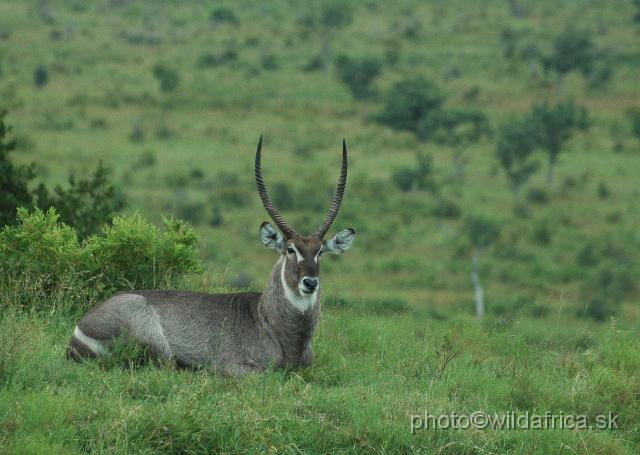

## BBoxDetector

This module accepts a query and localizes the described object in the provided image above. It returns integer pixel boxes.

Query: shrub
[209,205,224,227]
[152,65,180,93]
[334,54,382,99]
[625,107,640,140]
[390,152,437,193]
[526,186,549,205]
[376,76,445,134]
[432,197,461,219]
[198,49,238,68]
[0,209,202,313]
[597,182,610,199]
[261,53,279,70]
[543,28,596,77]
[33,65,48,88]
[86,214,201,293]
[0,110,36,227]
[531,220,552,245]
[209,8,239,26]
[35,162,126,239]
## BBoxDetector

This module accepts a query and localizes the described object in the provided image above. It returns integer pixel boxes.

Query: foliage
[0,110,35,227]
[530,101,589,183]
[466,214,500,249]
[33,65,48,88]
[334,54,382,99]
[0,209,202,312]
[35,162,126,239]
[152,64,180,93]
[391,152,437,193]
[209,7,239,26]
[376,76,445,135]
[318,0,354,30]
[543,28,596,77]
[625,107,640,140]
[420,108,490,146]
[495,117,540,204]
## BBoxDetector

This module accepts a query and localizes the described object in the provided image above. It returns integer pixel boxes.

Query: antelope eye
[286,246,295,254]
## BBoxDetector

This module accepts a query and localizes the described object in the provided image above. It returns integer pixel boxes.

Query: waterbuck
[66,136,355,376]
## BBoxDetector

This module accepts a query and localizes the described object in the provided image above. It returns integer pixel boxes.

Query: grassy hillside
[1,0,639,452]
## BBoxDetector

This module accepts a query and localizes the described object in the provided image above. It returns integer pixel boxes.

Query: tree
[299,1,354,75]
[625,107,640,142]
[465,215,500,319]
[530,101,589,185]
[35,162,126,239]
[420,109,491,182]
[334,54,382,99]
[152,64,180,93]
[0,111,125,237]
[495,118,540,208]
[376,76,445,135]
[542,28,598,96]
[633,0,640,23]
[0,110,36,227]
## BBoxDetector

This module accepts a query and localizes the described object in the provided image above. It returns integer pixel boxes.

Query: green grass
[1,0,640,452]
[1,309,639,454]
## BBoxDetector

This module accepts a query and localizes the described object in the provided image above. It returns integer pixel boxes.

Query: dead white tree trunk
[471,249,485,319]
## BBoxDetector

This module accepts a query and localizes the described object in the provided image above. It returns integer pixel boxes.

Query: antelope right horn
[254,135,298,239]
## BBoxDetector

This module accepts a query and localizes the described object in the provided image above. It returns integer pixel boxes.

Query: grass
[1,0,640,452]
[1,308,639,454]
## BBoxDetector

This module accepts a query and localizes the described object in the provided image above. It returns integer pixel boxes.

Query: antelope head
[255,135,355,305]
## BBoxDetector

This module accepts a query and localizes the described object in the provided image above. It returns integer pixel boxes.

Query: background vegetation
[0,0,639,452]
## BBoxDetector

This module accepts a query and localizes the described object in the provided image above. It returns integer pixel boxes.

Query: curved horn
[315,139,348,239]
[255,135,298,239]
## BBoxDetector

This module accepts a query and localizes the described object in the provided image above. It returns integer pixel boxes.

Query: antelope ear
[324,228,355,254]
[260,222,284,251]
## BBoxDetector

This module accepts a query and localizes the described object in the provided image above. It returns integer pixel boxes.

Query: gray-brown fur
[68,257,320,375]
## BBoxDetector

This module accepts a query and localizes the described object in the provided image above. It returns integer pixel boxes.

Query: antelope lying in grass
[67,136,355,376]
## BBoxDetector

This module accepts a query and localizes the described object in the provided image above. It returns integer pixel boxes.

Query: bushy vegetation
[0,209,202,313]
[0,112,125,237]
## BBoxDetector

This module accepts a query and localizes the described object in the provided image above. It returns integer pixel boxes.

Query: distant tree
[495,117,540,208]
[421,108,491,182]
[530,101,589,185]
[391,152,437,193]
[0,110,36,227]
[0,110,125,236]
[35,162,126,239]
[500,27,518,59]
[299,0,354,74]
[625,107,640,141]
[209,7,239,26]
[376,76,445,135]
[33,65,48,88]
[542,28,598,96]
[334,54,382,99]
[465,214,501,319]
[633,0,640,23]
[152,64,180,93]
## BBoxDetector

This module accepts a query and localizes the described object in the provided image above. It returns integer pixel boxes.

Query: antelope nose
[302,277,319,292]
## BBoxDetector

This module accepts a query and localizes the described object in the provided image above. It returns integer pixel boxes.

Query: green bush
[33,65,48,88]
[0,209,202,313]
[0,110,36,227]
[375,76,444,134]
[334,54,382,99]
[152,64,180,93]
[209,7,239,26]
[35,161,126,239]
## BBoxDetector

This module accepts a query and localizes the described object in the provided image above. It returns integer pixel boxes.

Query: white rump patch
[280,258,317,312]
[74,326,108,356]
